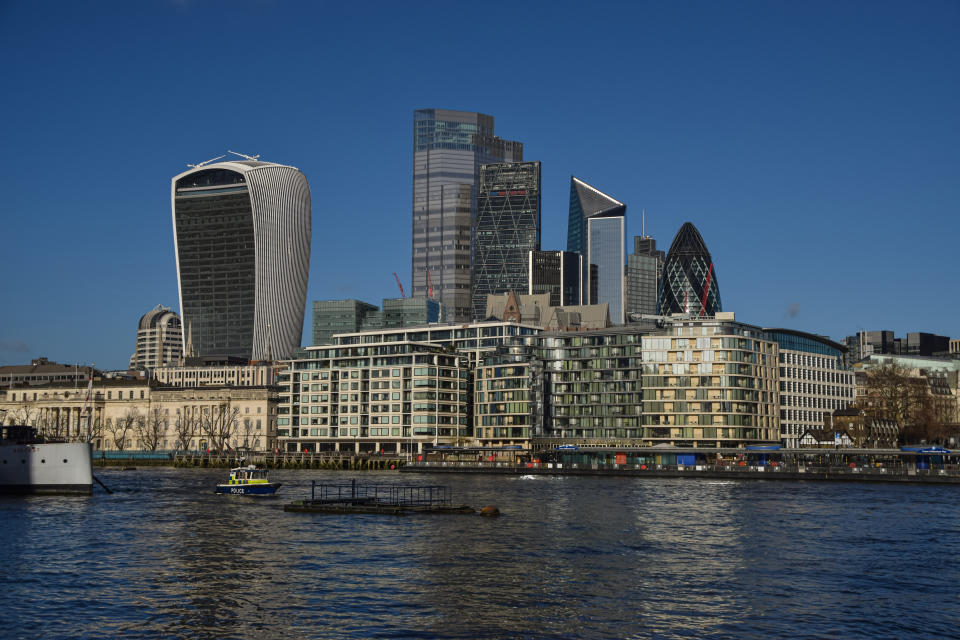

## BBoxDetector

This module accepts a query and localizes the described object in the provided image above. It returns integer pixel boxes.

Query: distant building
[485,292,610,331]
[951,339,960,356]
[129,305,183,370]
[843,330,952,361]
[312,300,379,346]
[626,235,664,319]
[657,222,721,316]
[153,360,278,387]
[311,297,443,346]
[471,161,541,320]
[906,332,950,356]
[567,177,626,324]
[0,358,95,389]
[172,158,311,361]
[412,109,522,321]
[765,328,855,448]
[529,250,582,307]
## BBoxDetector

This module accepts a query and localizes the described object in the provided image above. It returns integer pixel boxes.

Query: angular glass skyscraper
[471,161,541,320]
[657,222,721,316]
[172,159,311,360]
[412,109,522,322]
[567,177,626,323]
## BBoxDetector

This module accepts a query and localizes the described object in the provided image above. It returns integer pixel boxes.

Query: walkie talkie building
[172,159,311,361]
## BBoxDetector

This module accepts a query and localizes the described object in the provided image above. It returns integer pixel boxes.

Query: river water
[1,468,958,639]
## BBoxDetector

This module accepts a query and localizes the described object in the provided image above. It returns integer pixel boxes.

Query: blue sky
[1,1,957,369]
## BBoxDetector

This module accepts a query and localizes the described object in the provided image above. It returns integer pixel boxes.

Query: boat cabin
[228,465,270,485]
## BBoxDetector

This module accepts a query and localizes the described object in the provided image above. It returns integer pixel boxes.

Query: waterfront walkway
[401,460,960,484]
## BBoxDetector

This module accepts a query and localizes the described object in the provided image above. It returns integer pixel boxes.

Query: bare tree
[89,414,104,447]
[107,409,140,451]
[861,364,950,445]
[6,402,39,427]
[136,408,165,451]
[174,408,202,451]
[201,403,240,452]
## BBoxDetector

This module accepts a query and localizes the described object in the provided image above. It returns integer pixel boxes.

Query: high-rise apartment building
[626,235,664,320]
[412,109,522,322]
[658,222,721,316]
[129,305,183,370]
[172,158,311,360]
[529,250,582,307]
[567,177,627,324]
[471,161,541,319]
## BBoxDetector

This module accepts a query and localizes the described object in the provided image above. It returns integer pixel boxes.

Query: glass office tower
[657,222,721,316]
[471,161,541,320]
[172,160,311,360]
[567,177,626,323]
[412,109,522,322]
[529,250,582,306]
[626,236,664,319]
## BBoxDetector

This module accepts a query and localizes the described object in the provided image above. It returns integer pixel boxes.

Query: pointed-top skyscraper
[567,177,627,323]
[657,222,721,316]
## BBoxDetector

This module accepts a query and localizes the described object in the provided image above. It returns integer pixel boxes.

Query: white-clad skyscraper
[172,157,311,361]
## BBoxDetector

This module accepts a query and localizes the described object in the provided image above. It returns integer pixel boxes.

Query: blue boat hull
[215,482,282,496]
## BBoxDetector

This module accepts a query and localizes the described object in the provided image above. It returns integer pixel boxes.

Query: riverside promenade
[401,446,960,485]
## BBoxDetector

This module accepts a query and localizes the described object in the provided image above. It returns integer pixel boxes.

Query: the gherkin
[657,222,722,316]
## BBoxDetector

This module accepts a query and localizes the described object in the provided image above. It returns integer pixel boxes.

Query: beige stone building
[0,379,278,452]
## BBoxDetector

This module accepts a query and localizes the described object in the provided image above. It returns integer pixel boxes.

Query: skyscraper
[412,109,522,322]
[172,157,311,360]
[529,250,582,307]
[471,161,541,319]
[129,305,183,370]
[567,177,626,323]
[657,222,721,316]
[626,235,664,319]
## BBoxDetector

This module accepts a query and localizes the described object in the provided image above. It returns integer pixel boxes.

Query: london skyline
[1,1,957,369]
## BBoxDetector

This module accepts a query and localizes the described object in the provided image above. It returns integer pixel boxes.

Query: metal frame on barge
[401,445,960,484]
[284,479,474,515]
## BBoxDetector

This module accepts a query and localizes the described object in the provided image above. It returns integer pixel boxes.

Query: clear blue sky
[1,1,957,369]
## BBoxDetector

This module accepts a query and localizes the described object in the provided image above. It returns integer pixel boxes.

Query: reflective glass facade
[566,177,626,323]
[471,162,541,320]
[175,172,257,357]
[588,216,626,324]
[657,222,721,316]
[529,250,582,306]
[412,109,522,322]
[626,236,664,319]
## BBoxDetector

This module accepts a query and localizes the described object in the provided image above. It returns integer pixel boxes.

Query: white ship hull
[0,442,93,495]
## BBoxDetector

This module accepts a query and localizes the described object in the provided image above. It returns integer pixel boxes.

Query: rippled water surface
[1,468,958,639]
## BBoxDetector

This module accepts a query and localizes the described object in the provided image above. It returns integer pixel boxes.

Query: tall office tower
[657,222,721,316]
[529,250,582,307]
[566,177,627,323]
[172,158,311,361]
[129,305,183,370]
[471,161,541,319]
[412,109,522,322]
[626,235,665,319]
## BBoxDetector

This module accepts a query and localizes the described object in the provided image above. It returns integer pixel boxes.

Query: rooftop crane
[187,154,226,168]
[427,269,434,298]
[393,272,406,298]
[228,150,261,161]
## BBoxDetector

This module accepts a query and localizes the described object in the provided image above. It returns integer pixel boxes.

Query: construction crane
[427,270,434,298]
[393,272,406,298]
[228,150,261,161]
[187,154,225,168]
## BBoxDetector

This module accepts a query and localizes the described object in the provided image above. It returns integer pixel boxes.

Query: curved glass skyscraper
[172,159,311,360]
[657,222,721,316]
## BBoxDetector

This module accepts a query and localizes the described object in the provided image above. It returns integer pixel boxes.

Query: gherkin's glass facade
[471,162,541,320]
[657,222,721,316]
